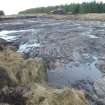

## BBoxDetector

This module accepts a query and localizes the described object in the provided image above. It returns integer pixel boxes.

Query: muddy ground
[0,17,105,104]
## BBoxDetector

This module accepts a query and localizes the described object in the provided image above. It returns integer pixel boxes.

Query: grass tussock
[0,51,46,88]
[24,84,89,105]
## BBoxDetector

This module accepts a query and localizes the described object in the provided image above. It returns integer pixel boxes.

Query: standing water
[47,54,102,88]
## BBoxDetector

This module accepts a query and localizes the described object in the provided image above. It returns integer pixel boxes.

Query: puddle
[47,55,102,88]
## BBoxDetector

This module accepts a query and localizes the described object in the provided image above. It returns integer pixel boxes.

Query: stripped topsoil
[0,16,105,105]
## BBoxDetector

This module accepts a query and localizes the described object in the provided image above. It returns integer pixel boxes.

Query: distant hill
[19,1,105,14]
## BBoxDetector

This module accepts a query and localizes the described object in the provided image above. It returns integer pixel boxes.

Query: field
[1,13,105,21]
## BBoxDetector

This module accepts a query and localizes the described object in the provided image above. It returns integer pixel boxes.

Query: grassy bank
[1,13,105,21]
[48,13,105,21]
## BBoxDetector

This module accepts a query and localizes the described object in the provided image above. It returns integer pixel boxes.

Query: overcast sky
[0,0,104,15]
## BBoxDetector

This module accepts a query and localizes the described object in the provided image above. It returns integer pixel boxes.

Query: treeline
[19,1,105,14]
[64,1,105,13]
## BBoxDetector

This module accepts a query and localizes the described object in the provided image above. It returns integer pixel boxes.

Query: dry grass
[22,13,105,21]
[0,51,46,88]
[46,13,105,21]
[24,84,89,105]
[0,49,89,105]
[1,13,105,21]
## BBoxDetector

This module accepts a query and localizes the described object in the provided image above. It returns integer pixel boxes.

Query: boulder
[0,51,46,88]
[24,84,89,105]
